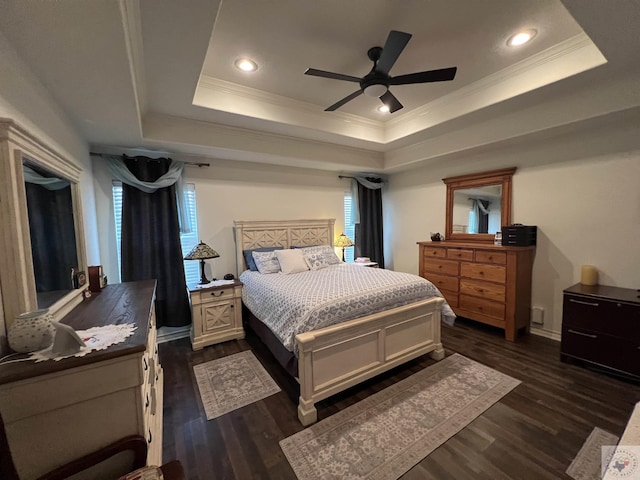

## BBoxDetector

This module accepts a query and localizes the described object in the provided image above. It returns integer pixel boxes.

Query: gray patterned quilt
[240,264,456,354]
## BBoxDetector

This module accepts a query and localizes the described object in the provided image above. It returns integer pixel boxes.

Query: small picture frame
[73,270,86,289]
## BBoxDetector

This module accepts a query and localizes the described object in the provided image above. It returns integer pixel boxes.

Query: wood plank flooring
[159,319,640,479]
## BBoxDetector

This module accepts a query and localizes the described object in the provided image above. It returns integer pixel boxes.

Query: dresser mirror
[0,119,87,329]
[23,161,80,308]
[443,167,516,243]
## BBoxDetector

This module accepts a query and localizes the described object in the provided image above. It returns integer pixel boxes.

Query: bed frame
[234,219,445,426]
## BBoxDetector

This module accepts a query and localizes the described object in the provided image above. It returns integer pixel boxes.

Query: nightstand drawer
[196,287,235,304]
[561,327,640,377]
[563,294,640,340]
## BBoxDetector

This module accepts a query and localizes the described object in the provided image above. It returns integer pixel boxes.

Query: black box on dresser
[560,283,640,380]
[501,225,537,246]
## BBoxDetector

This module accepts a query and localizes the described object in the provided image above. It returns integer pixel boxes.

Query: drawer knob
[145,394,150,409]
[148,429,152,444]
[143,358,148,370]
[568,329,598,339]
[212,290,225,297]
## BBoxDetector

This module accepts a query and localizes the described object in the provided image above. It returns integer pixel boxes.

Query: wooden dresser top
[0,280,156,385]
[417,241,535,251]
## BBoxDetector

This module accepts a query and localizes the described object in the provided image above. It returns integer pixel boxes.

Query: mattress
[240,263,456,354]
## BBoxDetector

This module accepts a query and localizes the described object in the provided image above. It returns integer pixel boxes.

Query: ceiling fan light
[234,58,258,72]
[363,84,387,98]
[507,29,537,47]
[377,105,390,113]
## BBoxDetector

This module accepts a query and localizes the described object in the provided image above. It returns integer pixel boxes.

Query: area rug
[193,350,281,420]
[566,427,619,480]
[280,353,520,480]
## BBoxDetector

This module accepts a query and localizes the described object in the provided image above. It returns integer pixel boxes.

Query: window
[112,182,200,285]
[344,192,356,263]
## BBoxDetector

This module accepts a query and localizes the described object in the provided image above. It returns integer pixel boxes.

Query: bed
[234,219,454,425]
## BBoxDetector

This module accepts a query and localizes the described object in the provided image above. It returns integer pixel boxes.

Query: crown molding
[385,32,606,142]
[195,76,385,143]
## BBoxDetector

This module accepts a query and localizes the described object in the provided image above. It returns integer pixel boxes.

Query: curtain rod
[90,152,210,168]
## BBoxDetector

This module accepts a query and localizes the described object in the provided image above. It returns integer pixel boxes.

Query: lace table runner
[29,323,138,362]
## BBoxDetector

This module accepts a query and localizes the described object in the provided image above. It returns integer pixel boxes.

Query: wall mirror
[0,119,87,329]
[443,167,516,243]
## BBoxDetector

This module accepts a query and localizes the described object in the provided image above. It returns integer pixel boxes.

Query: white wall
[0,30,98,352]
[92,156,350,284]
[387,150,640,337]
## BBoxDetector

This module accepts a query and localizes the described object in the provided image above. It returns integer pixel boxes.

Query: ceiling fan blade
[380,91,403,113]
[305,68,361,83]
[390,67,457,85]
[325,89,363,111]
[375,30,412,75]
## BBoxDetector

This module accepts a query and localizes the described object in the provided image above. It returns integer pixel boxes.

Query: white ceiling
[0,0,638,173]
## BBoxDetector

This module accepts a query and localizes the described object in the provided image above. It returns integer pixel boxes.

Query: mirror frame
[0,119,87,329]
[443,167,516,243]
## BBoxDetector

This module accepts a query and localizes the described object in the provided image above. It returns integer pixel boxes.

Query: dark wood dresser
[561,283,640,380]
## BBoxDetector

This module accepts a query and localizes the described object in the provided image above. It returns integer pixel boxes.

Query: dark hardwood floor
[160,319,640,479]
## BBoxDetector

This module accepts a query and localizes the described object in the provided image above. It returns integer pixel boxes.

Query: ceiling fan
[305,30,457,113]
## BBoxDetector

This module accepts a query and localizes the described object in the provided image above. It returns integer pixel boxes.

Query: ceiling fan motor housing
[361,72,389,97]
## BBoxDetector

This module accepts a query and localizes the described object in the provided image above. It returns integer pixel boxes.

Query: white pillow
[252,250,281,274]
[275,249,309,274]
[301,245,341,270]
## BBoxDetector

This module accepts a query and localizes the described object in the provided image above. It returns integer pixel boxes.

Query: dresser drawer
[474,250,507,265]
[440,290,459,309]
[447,248,473,261]
[460,262,506,284]
[423,247,446,258]
[460,294,505,320]
[425,272,459,292]
[561,327,640,377]
[424,258,460,276]
[460,278,505,303]
[563,294,640,340]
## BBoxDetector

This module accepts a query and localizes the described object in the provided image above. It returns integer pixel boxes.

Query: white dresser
[0,281,163,479]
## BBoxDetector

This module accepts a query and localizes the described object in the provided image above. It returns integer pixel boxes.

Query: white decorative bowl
[8,309,55,353]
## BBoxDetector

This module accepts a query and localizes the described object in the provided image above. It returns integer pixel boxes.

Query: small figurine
[430,232,443,242]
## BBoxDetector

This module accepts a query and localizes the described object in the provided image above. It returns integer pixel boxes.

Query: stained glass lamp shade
[184,241,220,284]
[335,233,355,262]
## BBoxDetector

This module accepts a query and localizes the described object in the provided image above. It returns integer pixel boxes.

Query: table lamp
[184,241,220,284]
[335,233,355,262]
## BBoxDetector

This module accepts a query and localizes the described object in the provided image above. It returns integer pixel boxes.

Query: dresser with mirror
[418,167,536,341]
[0,119,164,477]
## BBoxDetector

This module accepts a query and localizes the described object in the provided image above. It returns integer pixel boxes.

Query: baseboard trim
[530,327,561,342]
[157,325,191,344]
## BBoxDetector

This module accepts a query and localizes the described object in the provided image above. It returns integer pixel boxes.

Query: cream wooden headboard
[234,219,336,273]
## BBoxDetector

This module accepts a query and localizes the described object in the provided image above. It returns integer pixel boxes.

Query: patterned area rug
[280,353,520,480]
[194,350,281,420]
[566,427,619,480]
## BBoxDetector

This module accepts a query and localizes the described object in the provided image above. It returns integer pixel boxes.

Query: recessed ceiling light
[377,105,390,113]
[234,58,258,72]
[507,29,537,47]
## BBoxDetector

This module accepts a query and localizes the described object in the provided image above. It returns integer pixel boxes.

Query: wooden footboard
[295,297,444,426]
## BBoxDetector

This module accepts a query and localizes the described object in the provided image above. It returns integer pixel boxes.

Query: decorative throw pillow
[301,245,341,270]
[275,249,309,274]
[118,466,164,480]
[252,250,281,274]
[243,246,284,271]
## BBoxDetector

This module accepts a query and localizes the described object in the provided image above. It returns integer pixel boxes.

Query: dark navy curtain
[354,179,385,268]
[120,156,191,327]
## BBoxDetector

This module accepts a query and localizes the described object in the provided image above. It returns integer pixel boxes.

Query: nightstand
[351,261,379,268]
[189,280,244,350]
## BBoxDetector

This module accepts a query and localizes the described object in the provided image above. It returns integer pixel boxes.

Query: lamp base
[199,260,209,284]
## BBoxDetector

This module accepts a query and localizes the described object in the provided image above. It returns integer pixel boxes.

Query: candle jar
[8,309,55,353]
